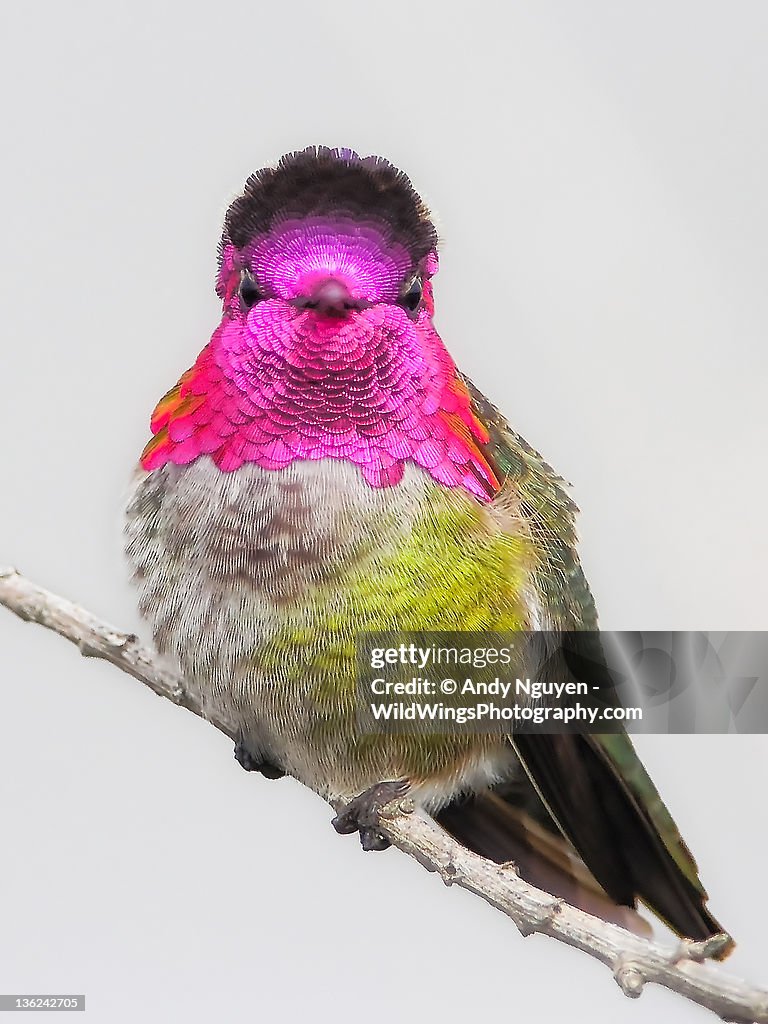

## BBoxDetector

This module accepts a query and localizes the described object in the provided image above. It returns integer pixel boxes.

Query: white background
[1,2,766,1022]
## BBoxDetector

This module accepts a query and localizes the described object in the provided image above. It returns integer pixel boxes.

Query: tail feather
[511,733,732,955]
[437,789,652,936]
[436,734,732,955]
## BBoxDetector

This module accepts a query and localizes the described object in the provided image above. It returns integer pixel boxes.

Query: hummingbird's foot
[233,742,286,780]
[331,780,410,852]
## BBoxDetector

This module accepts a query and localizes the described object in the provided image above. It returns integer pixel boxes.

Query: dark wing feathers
[441,377,731,952]
[437,786,653,936]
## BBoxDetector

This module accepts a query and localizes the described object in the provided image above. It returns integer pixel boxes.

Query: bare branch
[2,566,766,1024]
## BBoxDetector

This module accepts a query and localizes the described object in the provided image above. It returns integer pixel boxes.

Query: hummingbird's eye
[400,276,423,314]
[238,270,263,310]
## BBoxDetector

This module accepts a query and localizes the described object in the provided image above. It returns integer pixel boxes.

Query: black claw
[234,743,286,779]
[331,780,410,849]
[332,813,362,836]
[359,828,391,852]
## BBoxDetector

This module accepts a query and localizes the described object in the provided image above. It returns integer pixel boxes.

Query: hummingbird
[125,146,729,949]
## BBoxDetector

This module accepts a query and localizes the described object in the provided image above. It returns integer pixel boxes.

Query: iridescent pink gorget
[142,212,499,501]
